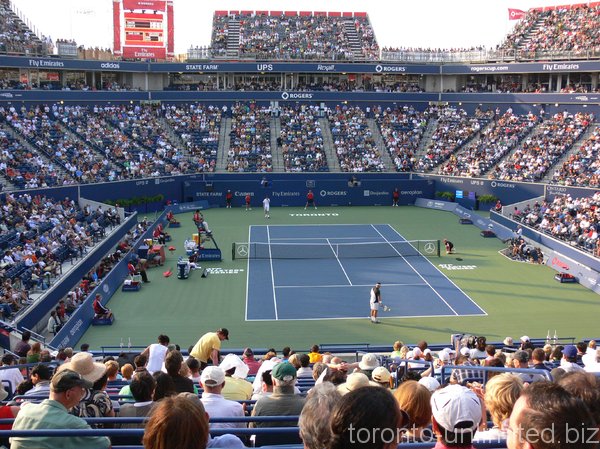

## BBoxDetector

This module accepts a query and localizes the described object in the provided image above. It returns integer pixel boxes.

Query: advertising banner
[123,0,166,11]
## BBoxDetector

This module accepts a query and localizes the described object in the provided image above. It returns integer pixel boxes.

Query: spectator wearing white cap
[502,336,514,351]
[431,385,483,449]
[519,336,533,351]
[356,353,379,380]
[336,372,369,395]
[219,354,252,401]
[418,376,440,392]
[370,367,392,389]
[199,366,244,430]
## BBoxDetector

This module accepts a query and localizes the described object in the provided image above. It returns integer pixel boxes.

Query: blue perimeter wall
[16,173,598,213]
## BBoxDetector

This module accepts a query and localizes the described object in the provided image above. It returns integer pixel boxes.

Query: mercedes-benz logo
[237,244,249,257]
[424,242,436,254]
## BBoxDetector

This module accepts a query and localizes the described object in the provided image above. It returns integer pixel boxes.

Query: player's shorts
[307,198,314,204]
[370,301,380,311]
[264,206,270,212]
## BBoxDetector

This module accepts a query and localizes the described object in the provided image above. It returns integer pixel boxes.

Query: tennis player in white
[263,196,270,219]
[370,282,382,323]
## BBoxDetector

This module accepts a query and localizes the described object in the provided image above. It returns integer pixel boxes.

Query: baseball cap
[460,347,470,356]
[200,366,225,387]
[219,353,249,379]
[51,369,92,392]
[359,353,380,370]
[419,376,441,392]
[217,328,229,340]
[520,336,530,342]
[503,337,514,346]
[413,347,423,357]
[431,385,482,433]
[271,362,297,382]
[562,345,577,358]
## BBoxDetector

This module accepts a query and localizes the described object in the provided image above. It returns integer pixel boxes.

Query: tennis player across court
[370,282,382,324]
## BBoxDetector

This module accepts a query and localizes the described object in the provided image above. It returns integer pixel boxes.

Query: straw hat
[58,352,106,383]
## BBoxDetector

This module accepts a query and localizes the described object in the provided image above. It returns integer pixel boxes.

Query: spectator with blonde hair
[390,341,404,359]
[121,364,134,382]
[393,380,433,443]
[474,373,523,442]
[104,360,120,384]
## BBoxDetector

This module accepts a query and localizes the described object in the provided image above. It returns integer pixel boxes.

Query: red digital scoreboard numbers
[113,0,173,60]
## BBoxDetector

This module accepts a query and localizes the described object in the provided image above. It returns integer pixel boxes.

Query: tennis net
[232,239,440,260]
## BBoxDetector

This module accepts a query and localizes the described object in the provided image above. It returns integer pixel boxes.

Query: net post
[232,243,236,260]
[437,239,440,257]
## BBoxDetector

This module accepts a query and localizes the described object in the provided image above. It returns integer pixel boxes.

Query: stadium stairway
[367,118,394,172]
[57,122,123,175]
[1,123,72,183]
[343,20,363,60]
[485,118,545,177]
[216,116,232,171]
[226,18,241,58]
[414,117,439,160]
[270,117,284,171]
[319,117,342,172]
[158,116,187,158]
[540,121,600,184]
[516,16,547,51]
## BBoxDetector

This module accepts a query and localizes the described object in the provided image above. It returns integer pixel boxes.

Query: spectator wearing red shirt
[92,294,112,320]
[242,348,262,376]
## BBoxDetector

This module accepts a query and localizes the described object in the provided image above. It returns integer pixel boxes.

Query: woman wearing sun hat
[57,352,115,422]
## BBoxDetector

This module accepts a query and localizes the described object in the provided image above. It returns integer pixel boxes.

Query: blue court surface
[244,224,487,321]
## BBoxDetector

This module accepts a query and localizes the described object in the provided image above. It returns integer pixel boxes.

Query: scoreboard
[113,0,174,60]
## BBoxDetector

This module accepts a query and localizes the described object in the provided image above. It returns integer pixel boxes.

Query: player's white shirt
[370,287,379,304]
[263,198,270,211]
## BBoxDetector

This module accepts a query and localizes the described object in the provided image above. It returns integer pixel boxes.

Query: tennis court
[240,224,487,321]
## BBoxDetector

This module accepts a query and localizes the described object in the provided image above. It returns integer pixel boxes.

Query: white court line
[269,236,380,241]
[327,238,353,286]
[267,226,279,320]
[244,225,252,321]
[246,312,483,322]
[384,224,488,316]
[275,283,427,288]
[371,224,459,316]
